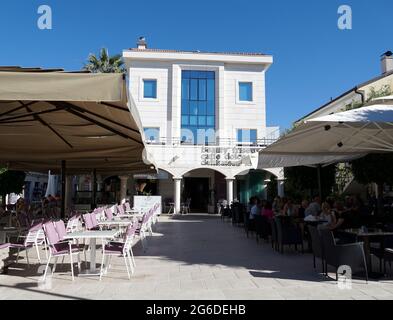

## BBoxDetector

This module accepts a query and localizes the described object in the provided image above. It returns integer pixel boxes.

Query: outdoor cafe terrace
[0,204,393,300]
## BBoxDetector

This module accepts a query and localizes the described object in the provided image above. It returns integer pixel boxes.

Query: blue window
[181,70,216,145]
[239,82,253,102]
[237,129,257,144]
[143,80,157,99]
[144,127,160,143]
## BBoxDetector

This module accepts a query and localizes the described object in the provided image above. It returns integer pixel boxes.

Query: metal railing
[144,137,277,147]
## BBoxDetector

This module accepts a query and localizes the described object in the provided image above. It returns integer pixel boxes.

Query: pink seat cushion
[52,242,81,256]
[104,244,123,254]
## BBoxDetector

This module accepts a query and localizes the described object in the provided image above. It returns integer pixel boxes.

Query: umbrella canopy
[257,153,365,169]
[0,68,154,174]
[257,96,393,169]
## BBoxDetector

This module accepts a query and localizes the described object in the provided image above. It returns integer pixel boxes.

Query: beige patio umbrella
[0,67,155,215]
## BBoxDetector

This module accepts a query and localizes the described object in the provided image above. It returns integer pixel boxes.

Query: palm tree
[83,48,125,73]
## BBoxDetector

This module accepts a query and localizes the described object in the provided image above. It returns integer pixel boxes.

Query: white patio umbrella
[258,96,393,169]
[257,96,393,197]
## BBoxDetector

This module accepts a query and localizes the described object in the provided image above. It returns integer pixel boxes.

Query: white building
[123,38,283,214]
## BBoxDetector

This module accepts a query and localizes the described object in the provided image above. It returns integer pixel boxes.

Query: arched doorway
[235,169,277,204]
[101,176,121,204]
[182,168,226,213]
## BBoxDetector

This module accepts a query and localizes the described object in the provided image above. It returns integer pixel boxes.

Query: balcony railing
[144,137,277,147]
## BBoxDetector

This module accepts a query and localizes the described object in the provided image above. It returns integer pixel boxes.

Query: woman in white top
[319,202,337,229]
[283,198,298,217]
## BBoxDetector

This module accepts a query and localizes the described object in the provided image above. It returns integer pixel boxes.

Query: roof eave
[123,49,273,65]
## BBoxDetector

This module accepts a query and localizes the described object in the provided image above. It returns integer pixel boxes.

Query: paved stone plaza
[1,215,393,300]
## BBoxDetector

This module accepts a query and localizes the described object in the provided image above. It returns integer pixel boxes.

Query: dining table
[64,229,120,277]
[97,220,134,228]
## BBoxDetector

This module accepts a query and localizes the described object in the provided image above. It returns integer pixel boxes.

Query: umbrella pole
[61,160,66,219]
[317,164,322,199]
[92,169,97,209]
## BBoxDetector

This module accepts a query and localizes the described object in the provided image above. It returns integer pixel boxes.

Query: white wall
[223,64,267,141]
[128,61,171,141]
[127,59,269,143]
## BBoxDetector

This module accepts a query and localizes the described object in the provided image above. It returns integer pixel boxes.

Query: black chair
[333,230,358,245]
[370,232,393,273]
[270,219,279,251]
[384,248,393,275]
[274,216,304,254]
[308,225,325,273]
[231,204,241,225]
[237,204,245,225]
[243,211,255,238]
[320,229,368,282]
[255,216,271,243]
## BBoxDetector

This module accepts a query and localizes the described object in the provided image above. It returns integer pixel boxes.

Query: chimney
[381,51,393,74]
[137,36,147,50]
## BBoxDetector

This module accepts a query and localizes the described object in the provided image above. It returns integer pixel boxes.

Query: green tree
[284,165,336,200]
[83,48,125,73]
[0,169,26,204]
[351,153,393,214]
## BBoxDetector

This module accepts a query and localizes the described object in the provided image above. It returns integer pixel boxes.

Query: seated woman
[283,198,298,217]
[319,202,337,229]
[262,201,274,221]
[329,201,357,244]
[330,201,353,230]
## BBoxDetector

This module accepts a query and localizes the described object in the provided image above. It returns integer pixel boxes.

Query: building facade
[123,38,283,213]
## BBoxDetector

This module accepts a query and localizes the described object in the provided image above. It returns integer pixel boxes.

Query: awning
[0,68,155,174]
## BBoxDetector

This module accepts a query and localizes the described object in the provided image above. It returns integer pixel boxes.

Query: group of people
[247,194,367,231]
[248,197,274,221]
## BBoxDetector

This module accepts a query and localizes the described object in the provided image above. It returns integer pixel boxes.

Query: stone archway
[234,168,284,203]
[181,168,227,213]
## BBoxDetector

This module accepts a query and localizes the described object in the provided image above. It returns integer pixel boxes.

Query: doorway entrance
[184,177,209,213]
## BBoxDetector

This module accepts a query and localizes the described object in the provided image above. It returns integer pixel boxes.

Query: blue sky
[0,0,392,130]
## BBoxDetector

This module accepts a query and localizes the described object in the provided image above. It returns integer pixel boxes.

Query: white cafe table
[98,220,134,228]
[125,209,140,215]
[117,213,144,220]
[64,230,119,276]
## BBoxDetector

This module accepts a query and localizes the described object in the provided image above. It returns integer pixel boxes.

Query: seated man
[249,197,261,220]
[305,196,321,217]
